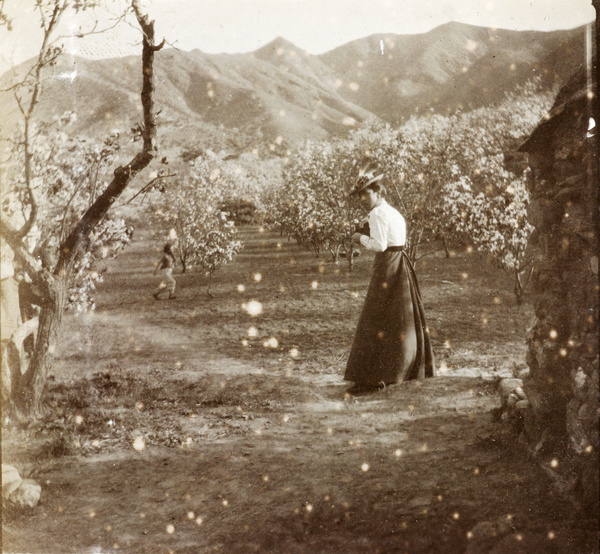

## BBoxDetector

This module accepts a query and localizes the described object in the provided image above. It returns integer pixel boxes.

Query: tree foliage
[265,139,363,268]
[0,0,164,418]
[443,156,534,304]
[151,157,242,296]
[261,79,554,300]
[3,114,133,311]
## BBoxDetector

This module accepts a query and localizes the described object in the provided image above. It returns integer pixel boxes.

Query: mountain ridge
[0,21,588,155]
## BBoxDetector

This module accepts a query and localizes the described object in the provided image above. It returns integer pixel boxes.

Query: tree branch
[131,0,164,153]
[54,0,162,276]
[11,113,39,241]
[0,219,49,294]
[121,172,177,206]
[54,9,128,42]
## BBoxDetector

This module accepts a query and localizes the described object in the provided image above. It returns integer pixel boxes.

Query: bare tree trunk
[1,1,164,420]
[327,243,342,264]
[513,266,524,306]
[406,239,418,264]
[207,272,215,298]
[15,278,66,416]
[348,240,357,272]
[440,232,451,258]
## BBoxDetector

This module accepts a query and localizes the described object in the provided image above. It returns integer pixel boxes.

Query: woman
[345,158,435,393]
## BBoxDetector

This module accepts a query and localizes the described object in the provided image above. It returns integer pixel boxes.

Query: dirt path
[3,226,597,553]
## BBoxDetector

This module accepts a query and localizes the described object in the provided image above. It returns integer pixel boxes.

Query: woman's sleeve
[359,211,387,252]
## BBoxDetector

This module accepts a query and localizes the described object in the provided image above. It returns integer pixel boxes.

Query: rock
[515,400,530,410]
[8,479,42,509]
[499,378,522,394]
[573,367,587,391]
[506,393,520,409]
[2,464,22,499]
[513,386,527,399]
[480,372,496,382]
[499,379,523,408]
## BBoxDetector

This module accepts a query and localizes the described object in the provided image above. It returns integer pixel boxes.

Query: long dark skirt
[344,250,435,385]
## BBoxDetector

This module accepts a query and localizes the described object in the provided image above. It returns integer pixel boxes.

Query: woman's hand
[352,232,363,244]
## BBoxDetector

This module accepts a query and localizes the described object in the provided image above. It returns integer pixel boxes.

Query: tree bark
[1,1,164,419]
[513,267,524,306]
[16,277,66,416]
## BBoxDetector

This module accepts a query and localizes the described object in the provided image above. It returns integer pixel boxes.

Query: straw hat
[348,157,384,196]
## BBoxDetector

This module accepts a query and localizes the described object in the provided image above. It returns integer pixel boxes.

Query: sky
[0,0,596,73]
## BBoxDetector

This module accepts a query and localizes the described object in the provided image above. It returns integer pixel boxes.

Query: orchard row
[3,81,553,309]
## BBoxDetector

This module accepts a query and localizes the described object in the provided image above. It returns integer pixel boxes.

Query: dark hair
[164,244,173,254]
[366,181,383,194]
[364,180,387,197]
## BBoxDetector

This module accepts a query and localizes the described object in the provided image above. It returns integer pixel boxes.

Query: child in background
[153,244,177,300]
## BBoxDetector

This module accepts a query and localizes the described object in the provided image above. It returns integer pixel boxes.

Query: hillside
[0,22,587,155]
[320,22,586,121]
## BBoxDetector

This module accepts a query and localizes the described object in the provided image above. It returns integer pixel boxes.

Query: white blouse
[359,200,406,252]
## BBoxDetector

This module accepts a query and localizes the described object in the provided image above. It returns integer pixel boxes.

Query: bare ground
[2,225,598,553]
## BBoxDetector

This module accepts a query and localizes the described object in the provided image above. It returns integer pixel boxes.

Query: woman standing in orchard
[345,158,435,393]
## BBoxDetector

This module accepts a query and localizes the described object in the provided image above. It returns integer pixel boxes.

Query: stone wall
[519,68,598,510]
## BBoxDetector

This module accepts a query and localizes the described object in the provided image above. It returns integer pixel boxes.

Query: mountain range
[0,21,588,156]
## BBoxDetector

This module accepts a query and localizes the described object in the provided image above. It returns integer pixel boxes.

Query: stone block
[499,378,522,393]
[514,386,527,399]
[507,393,520,409]
[2,464,22,499]
[8,479,41,509]
[499,379,523,408]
